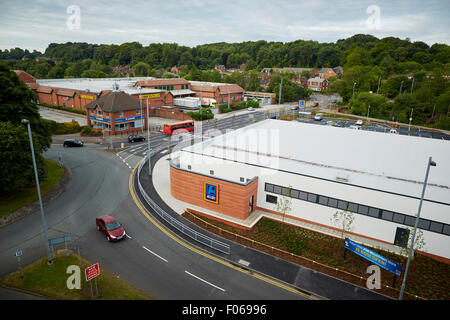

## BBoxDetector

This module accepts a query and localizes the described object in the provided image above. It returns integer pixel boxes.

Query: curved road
[0,143,307,300]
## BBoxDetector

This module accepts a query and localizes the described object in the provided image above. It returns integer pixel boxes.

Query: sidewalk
[136,150,391,300]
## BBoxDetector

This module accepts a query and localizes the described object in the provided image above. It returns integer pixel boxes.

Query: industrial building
[170,119,450,262]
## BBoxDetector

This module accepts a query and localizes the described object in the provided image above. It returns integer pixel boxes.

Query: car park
[128,135,145,142]
[63,139,83,147]
[96,215,126,242]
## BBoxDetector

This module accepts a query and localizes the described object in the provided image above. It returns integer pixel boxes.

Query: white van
[389,128,398,134]
[314,113,323,121]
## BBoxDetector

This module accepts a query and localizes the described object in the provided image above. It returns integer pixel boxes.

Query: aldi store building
[169,120,450,262]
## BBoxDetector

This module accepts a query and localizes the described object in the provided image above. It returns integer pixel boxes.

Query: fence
[136,145,230,255]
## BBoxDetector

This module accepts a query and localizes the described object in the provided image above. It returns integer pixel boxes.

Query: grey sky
[0,0,449,52]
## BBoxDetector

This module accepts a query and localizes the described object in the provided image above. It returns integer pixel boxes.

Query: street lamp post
[21,119,52,265]
[147,97,151,176]
[399,156,436,300]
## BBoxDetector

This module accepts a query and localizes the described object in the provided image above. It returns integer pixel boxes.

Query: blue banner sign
[89,115,110,123]
[344,238,402,276]
[115,115,144,123]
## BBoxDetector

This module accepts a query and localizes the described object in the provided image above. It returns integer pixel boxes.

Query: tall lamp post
[146,97,151,176]
[21,119,52,265]
[399,156,436,300]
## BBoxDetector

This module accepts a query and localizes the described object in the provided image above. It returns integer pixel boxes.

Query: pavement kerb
[128,157,321,300]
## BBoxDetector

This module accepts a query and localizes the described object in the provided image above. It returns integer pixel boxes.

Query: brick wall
[170,165,258,220]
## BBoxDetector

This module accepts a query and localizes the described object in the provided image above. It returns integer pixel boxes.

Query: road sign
[15,249,23,257]
[299,100,305,108]
[85,263,100,281]
[344,238,402,276]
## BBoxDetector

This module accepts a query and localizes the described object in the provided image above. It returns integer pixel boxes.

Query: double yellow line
[128,159,319,300]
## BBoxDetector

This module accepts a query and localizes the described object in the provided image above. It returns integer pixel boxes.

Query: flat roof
[36,77,158,94]
[181,119,450,204]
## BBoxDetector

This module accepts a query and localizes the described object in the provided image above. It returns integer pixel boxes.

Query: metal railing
[136,145,230,255]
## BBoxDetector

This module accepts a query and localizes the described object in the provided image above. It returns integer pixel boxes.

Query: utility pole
[399,157,436,300]
[410,77,414,94]
[408,108,414,135]
[147,97,151,176]
[366,104,370,122]
[400,81,403,95]
[139,86,143,133]
[377,76,381,94]
[278,78,283,105]
[352,82,356,98]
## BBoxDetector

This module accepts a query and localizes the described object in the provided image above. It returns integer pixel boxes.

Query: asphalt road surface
[0,143,307,300]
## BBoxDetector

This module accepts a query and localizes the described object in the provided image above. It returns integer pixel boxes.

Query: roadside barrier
[136,145,230,255]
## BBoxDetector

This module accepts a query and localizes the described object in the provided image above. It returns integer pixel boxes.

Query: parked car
[389,128,399,134]
[314,113,323,121]
[349,125,361,130]
[128,135,145,143]
[356,119,364,126]
[96,215,126,242]
[290,105,300,110]
[63,139,83,147]
[247,107,254,111]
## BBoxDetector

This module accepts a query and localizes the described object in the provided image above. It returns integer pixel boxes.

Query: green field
[0,251,153,300]
[0,159,64,218]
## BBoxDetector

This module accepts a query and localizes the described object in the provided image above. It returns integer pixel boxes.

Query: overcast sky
[1,0,449,52]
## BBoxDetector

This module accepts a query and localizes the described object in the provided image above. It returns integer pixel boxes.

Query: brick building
[307,77,329,91]
[84,91,147,135]
[189,81,245,104]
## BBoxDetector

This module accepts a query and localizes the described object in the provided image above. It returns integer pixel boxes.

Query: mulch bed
[183,211,450,300]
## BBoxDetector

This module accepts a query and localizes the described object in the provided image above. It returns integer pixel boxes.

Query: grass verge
[0,250,153,300]
[0,159,64,218]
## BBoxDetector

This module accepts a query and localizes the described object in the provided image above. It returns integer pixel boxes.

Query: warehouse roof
[36,77,157,94]
[181,119,450,204]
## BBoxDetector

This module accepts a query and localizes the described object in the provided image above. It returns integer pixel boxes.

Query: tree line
[1,34,449,128]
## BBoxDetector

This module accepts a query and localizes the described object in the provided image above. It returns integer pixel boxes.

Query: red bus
[163,120,195,135]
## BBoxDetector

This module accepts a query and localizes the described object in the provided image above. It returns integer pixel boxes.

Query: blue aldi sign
[344,238,402,276]
[204,182,219,204]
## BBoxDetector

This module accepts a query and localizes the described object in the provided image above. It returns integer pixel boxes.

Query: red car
[96,215,126,242]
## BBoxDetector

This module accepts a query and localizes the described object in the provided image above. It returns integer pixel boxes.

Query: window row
[264,183,450,236]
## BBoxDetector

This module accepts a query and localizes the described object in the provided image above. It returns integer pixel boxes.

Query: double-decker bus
[163,120,195,135]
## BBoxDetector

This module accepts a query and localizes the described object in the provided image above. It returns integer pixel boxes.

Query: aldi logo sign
[204,182,219,204]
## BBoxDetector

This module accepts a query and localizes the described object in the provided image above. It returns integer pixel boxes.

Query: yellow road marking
[128,158,318,300]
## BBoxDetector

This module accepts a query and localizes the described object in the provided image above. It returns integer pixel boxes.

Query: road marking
[142,245,168,263]
[126,234,132,239]
[185,271,225,292]
[129,159,318,300]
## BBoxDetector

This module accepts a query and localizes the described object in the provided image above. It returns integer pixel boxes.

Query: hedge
[39,103,86,115]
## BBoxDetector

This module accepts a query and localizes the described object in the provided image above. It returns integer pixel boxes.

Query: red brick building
[85,91,148,135]
[189,82,245,104]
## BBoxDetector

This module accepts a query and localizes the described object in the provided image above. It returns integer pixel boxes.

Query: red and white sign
[85,263,100,281]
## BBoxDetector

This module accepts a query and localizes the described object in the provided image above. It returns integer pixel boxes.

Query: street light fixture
[21,119,52,265]
[399,156,436,300]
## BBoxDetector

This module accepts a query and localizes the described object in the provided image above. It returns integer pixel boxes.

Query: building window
[328,198,338,208]
[381,210,393,221]
[97,110,102,116]
[187,165,191,170]
[318,195,328,205]
[136,109,140,115]
[429,221,443,233]
[119,111,124,117]
[210,170,214,175]
[265,183,274,193]
[266,194,277,204]
[307,193,317,203]
[240,177,245,182]
[368,207,380,218]
[273,185,282,194]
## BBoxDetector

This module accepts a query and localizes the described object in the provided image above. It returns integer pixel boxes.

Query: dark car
[96,215,126,242]
[63,139,83,147]
[128,135,145,143]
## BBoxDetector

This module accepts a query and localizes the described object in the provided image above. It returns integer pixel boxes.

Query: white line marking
[184,271,226,292]
[142,246,168,263]
[126,234,132,239]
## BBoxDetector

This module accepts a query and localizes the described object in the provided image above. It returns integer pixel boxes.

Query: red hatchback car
[96,215,126,242]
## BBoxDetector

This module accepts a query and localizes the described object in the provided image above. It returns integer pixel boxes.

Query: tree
[330,203,355,239]
[275,186,293,224]
[133,62,150,76]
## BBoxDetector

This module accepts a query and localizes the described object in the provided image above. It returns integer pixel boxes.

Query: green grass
[0,159,64,218]
[0,251,153,300]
